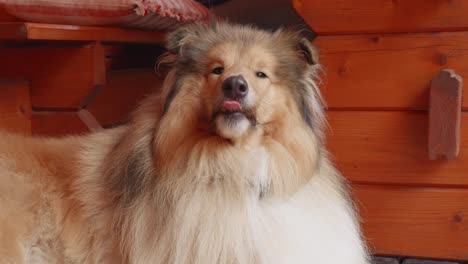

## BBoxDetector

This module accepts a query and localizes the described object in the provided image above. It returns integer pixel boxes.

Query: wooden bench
[0,22,166,135]
[0,22,165,43]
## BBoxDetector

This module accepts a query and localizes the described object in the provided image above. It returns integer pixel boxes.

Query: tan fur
[0,23,369,263]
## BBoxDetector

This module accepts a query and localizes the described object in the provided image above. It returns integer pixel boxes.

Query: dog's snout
[222,75,248,99]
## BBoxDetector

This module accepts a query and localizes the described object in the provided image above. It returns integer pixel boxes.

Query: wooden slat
[0,7,19,22]
[0,45,97,109]
[0,79,31,134]
[327,111,468,187]
[353,184,468,261]
[315,32,468,110]
[31,112,88,136]
[77,109,103,132]
[92,42,106,91]
[88,69,163,126]
[0,22,165,44]
[294,0,468,35]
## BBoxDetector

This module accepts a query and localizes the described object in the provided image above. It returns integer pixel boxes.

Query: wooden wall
[295,0,468,261]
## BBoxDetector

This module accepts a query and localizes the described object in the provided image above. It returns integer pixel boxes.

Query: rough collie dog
[0,23,369,263]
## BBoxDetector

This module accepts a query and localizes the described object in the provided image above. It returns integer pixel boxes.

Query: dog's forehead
[207,41,278,68]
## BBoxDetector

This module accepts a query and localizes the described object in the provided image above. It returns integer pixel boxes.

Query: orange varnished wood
[0,79,31,134]
[315,32,468,110]
[88,69,163,126]
[0,22,166,44]
[353,184,468,261]
[327,111,468,187]
[0,45,97,109]
[31,111,88,136]
[295,0,468,35]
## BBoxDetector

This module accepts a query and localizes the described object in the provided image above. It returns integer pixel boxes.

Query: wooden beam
[0,45,102,109]
[31,111,88,136]
[77,109,103,132]
[327,111,468,187]
[314,32,468,110]
[0,22,166,44]
[295,0,468,35]
[0,79,31,134]
[353,184,468,261]
[80,41,107,109]
[87,69,163,126]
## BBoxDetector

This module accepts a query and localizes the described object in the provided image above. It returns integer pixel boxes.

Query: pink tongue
[222,101,241,111]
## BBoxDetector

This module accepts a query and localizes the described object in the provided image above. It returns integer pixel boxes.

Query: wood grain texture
[0,22,166,44]
[428,70,462,160]
[0,7,19,22]
[327,111,468,187]
[0,45,96,109]
[88,69,163,126]
[31,111,88,136]
[353,184,468,261]
[294,0,468,35]
[0,79,31,134]
[92,42,106,93]
[314,32,468,110]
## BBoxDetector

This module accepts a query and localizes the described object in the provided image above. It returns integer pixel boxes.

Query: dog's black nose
[222,75,248,99]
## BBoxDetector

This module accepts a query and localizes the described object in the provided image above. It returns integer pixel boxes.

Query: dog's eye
[212,67,224,75]
[256,71,268,78]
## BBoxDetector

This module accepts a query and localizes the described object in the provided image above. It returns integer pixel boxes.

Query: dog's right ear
[298,38,320,66]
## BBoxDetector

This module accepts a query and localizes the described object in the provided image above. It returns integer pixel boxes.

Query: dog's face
[205,41,279,139]
[161,23,323,144]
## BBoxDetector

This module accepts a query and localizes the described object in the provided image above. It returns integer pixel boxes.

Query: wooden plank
[353,184,468,261]
[0,79,31,134]
[31,111,88,136]
[0,22,166,44]
[77,109,103,132]
[327,111,468,187]
[87,69,163,126]
[0,45,96,109]
[428,70,462,160]
[314,32,468,110]
[294,0,468,35]
[92,42,106,92]
[0,7,19,22]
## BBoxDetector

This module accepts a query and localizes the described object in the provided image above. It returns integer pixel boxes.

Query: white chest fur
[129,149,369,264]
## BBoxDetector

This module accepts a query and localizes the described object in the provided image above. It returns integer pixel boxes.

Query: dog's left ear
[166,24,205,56]
[166,26,191,55]
[295,38,326,139]
[298,38,319,66]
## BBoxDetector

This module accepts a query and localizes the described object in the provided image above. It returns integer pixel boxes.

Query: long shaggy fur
[0,23,370,264]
